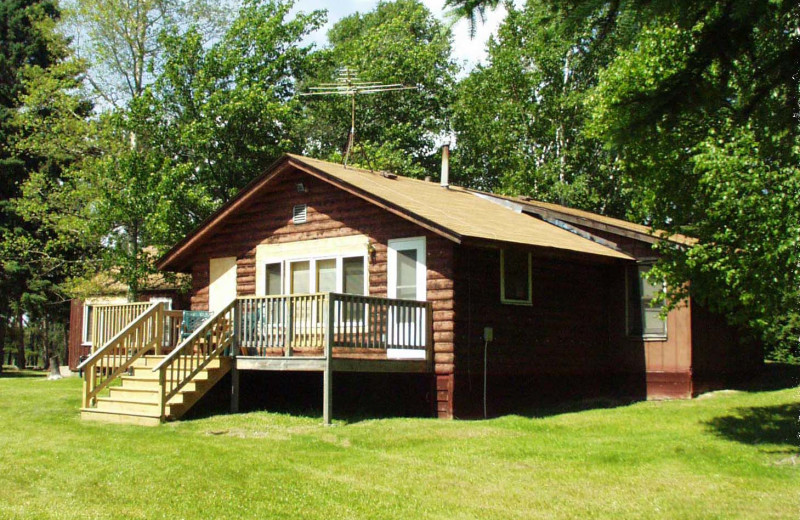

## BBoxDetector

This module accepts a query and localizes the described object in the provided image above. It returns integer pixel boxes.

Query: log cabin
[75,153,762,425]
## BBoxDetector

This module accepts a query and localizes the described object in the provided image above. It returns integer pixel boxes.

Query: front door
[387,237,426,352]
[209,257,237,313]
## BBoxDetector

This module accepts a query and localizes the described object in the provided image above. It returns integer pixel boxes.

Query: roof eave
[157,154,295,272]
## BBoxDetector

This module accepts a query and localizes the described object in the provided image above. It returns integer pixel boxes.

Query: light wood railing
[89,302,152,353]
[236,293,432,357]
[237,293,328,355]
[163,310,184,351]
[152,300,235,418]
[78,302,164,408]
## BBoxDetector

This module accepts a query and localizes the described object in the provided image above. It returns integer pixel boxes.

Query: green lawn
[0,371,797,519]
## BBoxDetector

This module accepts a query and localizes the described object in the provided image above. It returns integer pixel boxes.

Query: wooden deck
[79,293,433,425]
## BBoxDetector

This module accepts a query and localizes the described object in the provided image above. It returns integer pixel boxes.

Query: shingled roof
[158,154,633,271]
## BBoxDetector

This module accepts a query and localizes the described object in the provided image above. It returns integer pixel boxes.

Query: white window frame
[264,262,284,296]
[387,237,427,301]
[149,297,172,310]
[81,304,94,346]
[626,261,668,340]
[500,249,533,306]
[277,255,367,296]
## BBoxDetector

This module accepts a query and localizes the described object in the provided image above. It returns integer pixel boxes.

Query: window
[269,256,367,296]
[149,297,172,310]
[265,263,282,295]
[387,237,426,301]
[500,249,532,305]
[396,249,418,300]
[290,261,310,294]
[82,304,94,345]
[627,263,667,338]
[316,259,337,293]
[342,256,365,295]
[342,256,366,320]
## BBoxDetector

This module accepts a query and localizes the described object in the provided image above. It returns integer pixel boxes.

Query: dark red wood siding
[67,299,85,371]
[451,245,644,417]
[569,223,761,399]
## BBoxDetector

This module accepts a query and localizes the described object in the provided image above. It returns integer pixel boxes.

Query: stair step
[83,357,231,425]
[120,377,199,392]
[96,398,167,416]
[108,387,186,405]
[81,408,162,427]
[131,356,166,368]
[131,366,213,378]
[132,356,224,370]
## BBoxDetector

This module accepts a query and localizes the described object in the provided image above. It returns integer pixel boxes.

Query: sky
[291,0,510,72]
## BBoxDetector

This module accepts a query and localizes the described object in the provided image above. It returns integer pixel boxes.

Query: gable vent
[292,204,307,224]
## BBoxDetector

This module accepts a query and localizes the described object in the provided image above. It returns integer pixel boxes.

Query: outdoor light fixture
[296,182,307,193]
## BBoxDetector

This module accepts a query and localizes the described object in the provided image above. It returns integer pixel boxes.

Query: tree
[449,0,799,356]
[65,0,236,107]
[147,0,325,201]
[0,0,78,371]
[584,0,799,356]
[443,0,501,36]
[301,0,458,177]
[451,0,633,214]
[15,0,325,299]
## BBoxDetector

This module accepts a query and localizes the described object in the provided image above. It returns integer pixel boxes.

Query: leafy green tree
[65,0,236,107]
[148,0,325,201]
[584,0,800,356]
[443,0,501,36]
[451,1,632,214]
[450,0,799,356]
[302,0,458,177]
[0,0,80,371]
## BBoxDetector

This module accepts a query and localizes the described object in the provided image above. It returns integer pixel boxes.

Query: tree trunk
[43,317,50,370]
[16,311,25,369]
[48,356,61,380]
[0,317,5,374]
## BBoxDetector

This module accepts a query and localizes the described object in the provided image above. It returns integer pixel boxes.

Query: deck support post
[231,300,240,414]
[323,295,334,426]
[230,362,240,413]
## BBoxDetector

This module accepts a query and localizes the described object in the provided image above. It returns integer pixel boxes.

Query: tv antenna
[300,67,416,168]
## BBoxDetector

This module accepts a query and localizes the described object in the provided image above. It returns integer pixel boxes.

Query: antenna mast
[300,67,416,168]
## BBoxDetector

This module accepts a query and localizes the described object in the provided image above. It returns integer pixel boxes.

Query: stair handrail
[152,299,237,419]
[79,302,164,408]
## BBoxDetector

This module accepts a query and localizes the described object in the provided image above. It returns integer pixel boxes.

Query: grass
[0,373,797,519]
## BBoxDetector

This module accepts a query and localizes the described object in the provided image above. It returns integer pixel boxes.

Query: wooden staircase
[79,300,237,426]
[81,355,232,426]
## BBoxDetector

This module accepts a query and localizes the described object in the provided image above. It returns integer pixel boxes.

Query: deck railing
[152,300,236,417]
[163,310,184,350]
[89,302,152,352]
[78,302,164,408]
[236,293,432,357]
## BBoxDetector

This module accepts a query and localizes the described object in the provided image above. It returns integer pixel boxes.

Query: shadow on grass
[0,368,46,379]
[736,363,800,392]
[706,404,799,451]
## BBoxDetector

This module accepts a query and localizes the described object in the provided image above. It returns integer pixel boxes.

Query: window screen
[265,263,282,295]
[343,257,365,295]
[290,261,310,294]
[396,248,418,300]
[316,259,337,293]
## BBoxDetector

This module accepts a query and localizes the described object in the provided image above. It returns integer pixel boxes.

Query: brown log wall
[186,168,456,417]
[451,245,643,417]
